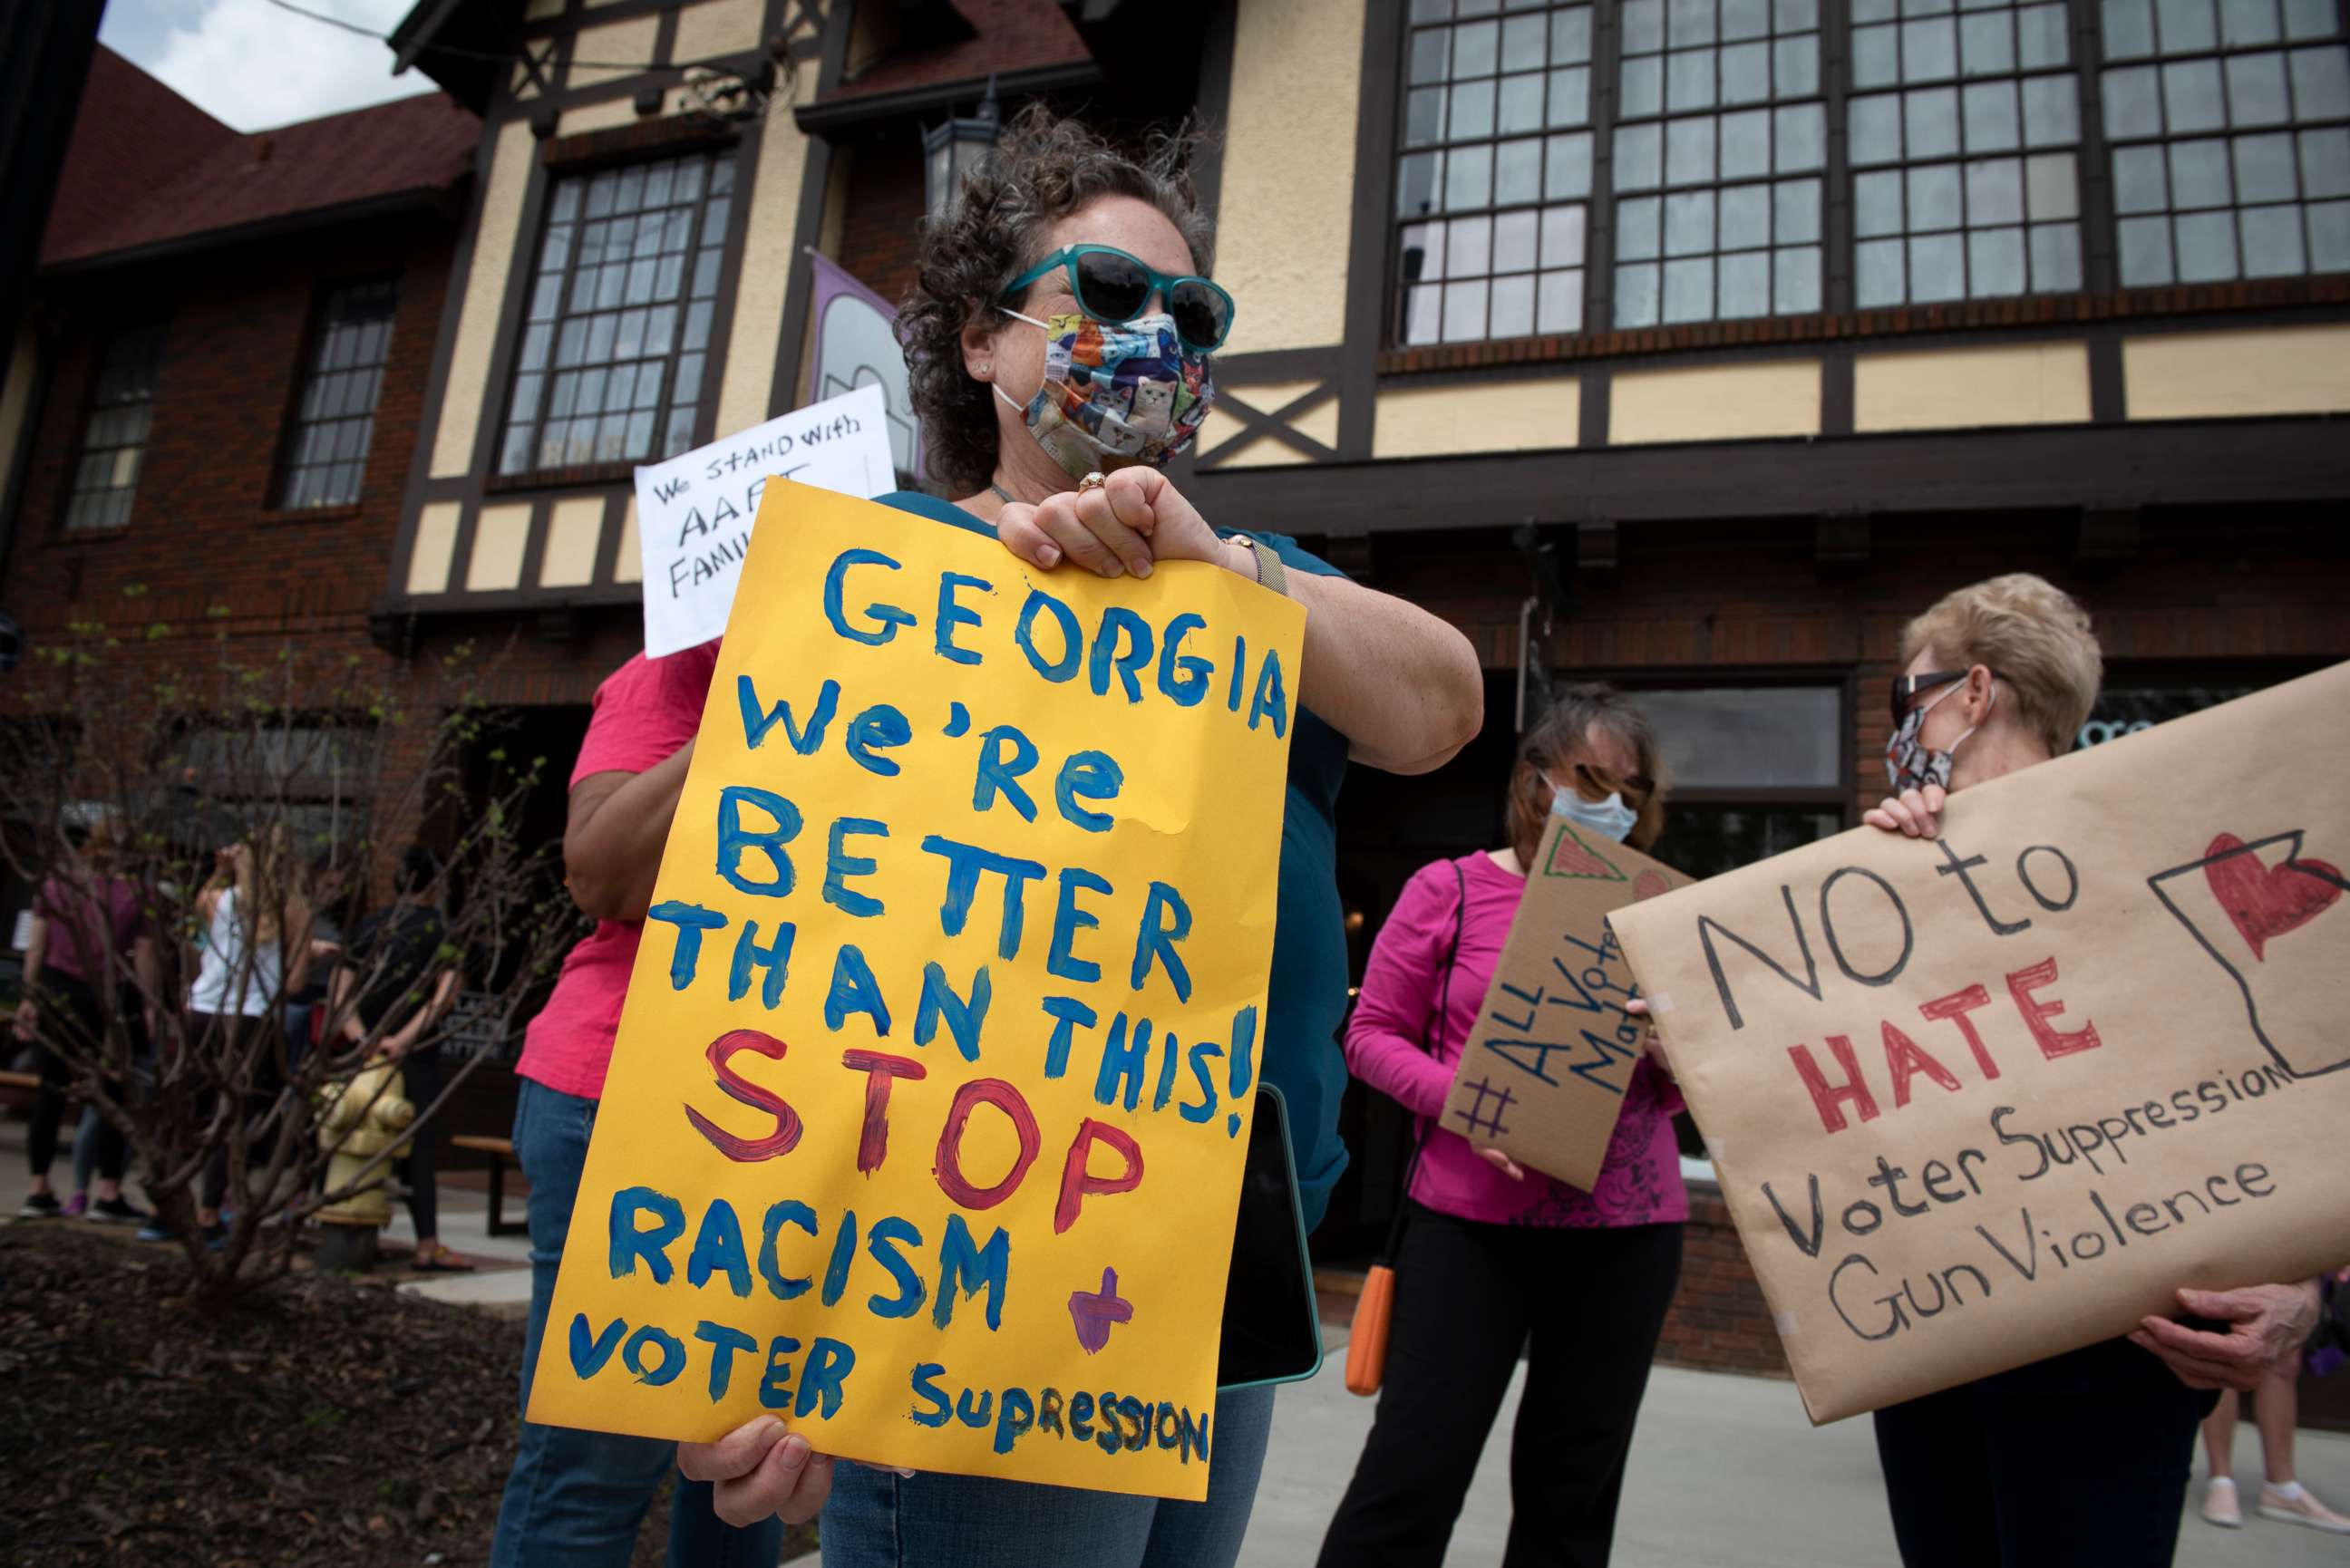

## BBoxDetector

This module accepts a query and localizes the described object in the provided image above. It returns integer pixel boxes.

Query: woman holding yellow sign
[491,106,1482,1568]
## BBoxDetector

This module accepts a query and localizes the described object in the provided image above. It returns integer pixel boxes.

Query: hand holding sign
[677,1417,834,1527]
[2127,1280,2321,1392]
[994,469,1232,579]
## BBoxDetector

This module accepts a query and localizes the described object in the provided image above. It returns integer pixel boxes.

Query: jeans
[1873,1335,2209,1567]
[489,1078,783,1568]
[821,1382,1276,1568]
[28,974,126,1183]
[1317,1210,1684,1568]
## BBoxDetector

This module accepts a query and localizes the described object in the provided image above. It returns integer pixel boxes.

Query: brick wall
[7,218,452,671]
[1656,1183,1790,1378]
[835,131,928,313]
[1348,506,2350,810]
[4,218,459,900]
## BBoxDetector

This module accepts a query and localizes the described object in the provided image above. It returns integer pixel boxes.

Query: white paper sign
[633,383,895,658]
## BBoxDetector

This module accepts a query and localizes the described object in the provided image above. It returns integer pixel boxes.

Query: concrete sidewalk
[10,1113,2348,1564]
[1243,1331,2350,1567]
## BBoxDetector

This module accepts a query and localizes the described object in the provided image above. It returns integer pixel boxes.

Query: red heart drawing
[2202,833,2344,962]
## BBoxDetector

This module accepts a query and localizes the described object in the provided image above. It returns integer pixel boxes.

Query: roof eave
[38,186,460,278]
[390,0,501,112]
[793,59,1102,135]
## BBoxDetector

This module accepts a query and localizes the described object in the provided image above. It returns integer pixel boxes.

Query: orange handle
[1344,1263,1396,1397]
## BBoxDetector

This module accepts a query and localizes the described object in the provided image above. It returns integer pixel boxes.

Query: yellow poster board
[525,482,1305,1501]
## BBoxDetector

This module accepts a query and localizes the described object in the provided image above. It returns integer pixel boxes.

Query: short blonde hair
[1901,574,2102,756]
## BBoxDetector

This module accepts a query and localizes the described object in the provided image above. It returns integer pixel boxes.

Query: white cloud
[100,0,438,133]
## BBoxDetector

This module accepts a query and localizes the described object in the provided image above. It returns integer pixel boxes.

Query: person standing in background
[2197,1270,2350,1534]
[181,830,312,1244]
[284,854,351,1064]
[1317,685,1686,1568]
[332,845,466,1271]
[14,810,155,1224]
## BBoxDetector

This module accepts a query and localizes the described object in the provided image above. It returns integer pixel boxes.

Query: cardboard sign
[529,482,1306,1500]
[1609,663,2350,1424]
[634,384,895,658]
[1440,803,1692,1190]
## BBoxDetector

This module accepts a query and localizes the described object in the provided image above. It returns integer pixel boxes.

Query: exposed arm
[385,969,461,1058]
[564,740,697,924]
[1274,565,1486,774]
[327,963,364,1047]
[21,914,46,989]
[14,915,48,1038]
[282,905,315,998]
[1342,871,1463,1121]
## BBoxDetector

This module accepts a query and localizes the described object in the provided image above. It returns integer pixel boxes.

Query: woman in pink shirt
[1318,685,1687,1568]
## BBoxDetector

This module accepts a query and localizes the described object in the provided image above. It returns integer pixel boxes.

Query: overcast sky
[98,0,438,132]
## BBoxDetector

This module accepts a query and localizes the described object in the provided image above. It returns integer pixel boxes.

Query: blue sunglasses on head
[1001,244,1237,353]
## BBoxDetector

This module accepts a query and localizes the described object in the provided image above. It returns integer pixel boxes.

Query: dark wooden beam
[1187,420,2350,536]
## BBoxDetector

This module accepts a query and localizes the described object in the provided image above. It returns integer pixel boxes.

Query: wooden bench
[0,1070,37,1090]
[450,1134,526,1237]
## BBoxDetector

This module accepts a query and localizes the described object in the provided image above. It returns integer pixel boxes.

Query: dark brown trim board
[767,0,852,421]
[1336,0,1404,461]
[1188,418,2350,535]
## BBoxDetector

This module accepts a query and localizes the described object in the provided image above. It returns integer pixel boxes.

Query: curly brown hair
[898,105,1215,496]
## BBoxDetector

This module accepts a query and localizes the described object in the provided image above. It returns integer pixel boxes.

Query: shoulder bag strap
[1374,858,1469,1267]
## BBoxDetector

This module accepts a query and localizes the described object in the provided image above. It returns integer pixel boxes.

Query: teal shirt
[877,489,1353,1232]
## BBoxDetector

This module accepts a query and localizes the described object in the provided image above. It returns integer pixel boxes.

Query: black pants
[1318,1208,1685,1568]
[197,1011,285,1213]
[397,1050,441,1242]
[1874,1335,2212,1568]
[28,973,127,1183]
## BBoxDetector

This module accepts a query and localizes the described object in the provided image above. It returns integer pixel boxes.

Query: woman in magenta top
[1319,684,1687,1568]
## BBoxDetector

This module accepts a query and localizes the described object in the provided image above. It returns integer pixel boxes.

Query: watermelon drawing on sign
[1545,821,1628,882]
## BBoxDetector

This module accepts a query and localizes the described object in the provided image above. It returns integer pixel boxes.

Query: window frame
[1378,0,2350,348]
[2097,0,2350,286]
[1845,0,2095,307]
[491,140,744,487]
[60,321,168,535]
[274,276,400,513]
[1607,0,1836,328]
[1392,0,1610,344]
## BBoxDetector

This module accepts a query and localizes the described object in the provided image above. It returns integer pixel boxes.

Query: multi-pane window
[1397,0,1599,343]
[279,280,396,510]
[497,149,736,475]
[1614,0,1829,324]
[2100,0,2350,283]
[64,324,165,532]
[1850,0,2087,305]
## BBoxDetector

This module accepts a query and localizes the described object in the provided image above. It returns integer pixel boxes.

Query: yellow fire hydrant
[314,1061,416,1269]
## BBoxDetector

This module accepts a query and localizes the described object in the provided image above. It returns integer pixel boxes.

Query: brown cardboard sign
[1609,663,2350,1424]
[1440,805,1694,1192]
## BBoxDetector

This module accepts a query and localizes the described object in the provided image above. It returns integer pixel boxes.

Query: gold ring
[1077,471,1106,492]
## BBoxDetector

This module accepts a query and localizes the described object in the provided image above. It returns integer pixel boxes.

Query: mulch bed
[0,1224,815,1566]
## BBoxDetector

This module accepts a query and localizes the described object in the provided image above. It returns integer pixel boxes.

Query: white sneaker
[2202,1477,2243,1527]
[2258,1486,2350,1534]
